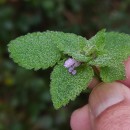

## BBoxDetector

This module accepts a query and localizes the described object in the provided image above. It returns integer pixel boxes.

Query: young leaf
[54,32,90,62]
[85,29,106,54]
[54,30,106,62]
[89,32,130,67]
[8,32,61,70]
[50,60,94,109]
[80,29,106,62]
[100,63,125,82]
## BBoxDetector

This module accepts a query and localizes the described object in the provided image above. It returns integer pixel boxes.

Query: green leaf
[50,60,94,109]
[8,32,61,70]
[100,63,125,82]
[54,31,90,62]
[95,29,106,51]
[69,53,92,62]
[89,53,118,67]
[86,29,106,52]
[89,32,130,67]
[56,32,86,54]
[82,29,106,57]
[54,30,106,62]
[104,32,130,62]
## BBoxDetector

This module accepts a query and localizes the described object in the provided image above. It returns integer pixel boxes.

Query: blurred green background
[1,0,130,130]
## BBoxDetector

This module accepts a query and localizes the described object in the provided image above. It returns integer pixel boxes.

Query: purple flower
[71,70,77,75]
[64,58,76,68]
[64,58,81,75]
[68,67,74,73]
[73,61,81,67]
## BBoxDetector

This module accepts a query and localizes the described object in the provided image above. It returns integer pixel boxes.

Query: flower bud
[71,70,77,75]
[64,58,76,68]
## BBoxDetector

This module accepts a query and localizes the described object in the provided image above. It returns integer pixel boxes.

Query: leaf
[89,53,118,67]
[104,32,130,61]
[70,53,92,62]
[8,32,61,70]
[76,29,106,62]
[50,60,94,109]
[55,32,86,53]
[89,32,130,67]
[54,31,90,62]
[54,30,106,62]
[87,29,106,51]
[100,63,125,82]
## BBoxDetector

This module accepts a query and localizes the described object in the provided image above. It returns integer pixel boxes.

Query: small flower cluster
[64,58,81,75]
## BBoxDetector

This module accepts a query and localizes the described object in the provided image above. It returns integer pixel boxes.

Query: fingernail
[89,82,125,117]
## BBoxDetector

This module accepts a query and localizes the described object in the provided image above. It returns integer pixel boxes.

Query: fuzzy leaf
[89,53,118,67]
[104,32,130,63]
[56,32,86,54]
[89,32,130,67]
[86,29,106,53]
[50,61,94,109]
[54,32,90,62]
[100,63,125,82]
[79,29,106,62]
[8,32,62,70]
[70,53,92,62]
[54,30,106,62]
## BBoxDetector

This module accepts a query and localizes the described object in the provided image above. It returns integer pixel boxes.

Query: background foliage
[1,0,130,130]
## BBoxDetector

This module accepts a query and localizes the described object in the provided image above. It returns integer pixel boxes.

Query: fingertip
[70,105,91,130]
[89,82,128,118]
[88,82,130,130]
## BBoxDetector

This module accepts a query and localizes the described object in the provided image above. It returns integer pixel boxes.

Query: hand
[71,57,130,130]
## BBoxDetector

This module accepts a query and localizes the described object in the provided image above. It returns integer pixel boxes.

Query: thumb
[89,82,130,130]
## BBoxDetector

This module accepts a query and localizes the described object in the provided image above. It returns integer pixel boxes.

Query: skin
[70,57,130,130]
